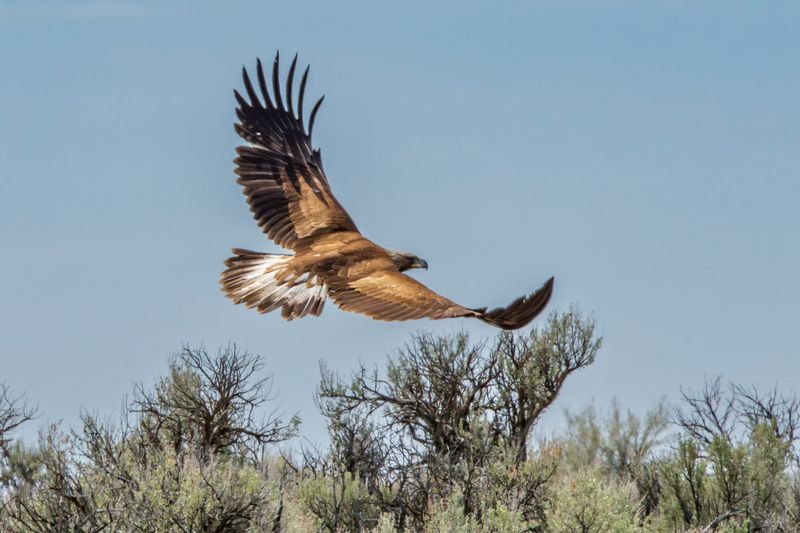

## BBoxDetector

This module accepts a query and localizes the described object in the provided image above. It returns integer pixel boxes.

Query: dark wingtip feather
[272,51,284,110]
[478,276,555,330]
[234,53,324,151]
[298,65,310,126]
[308,95,325,139]
[241,66,261,107]
[233,89,248,110]
[256,57,274,109]
[286,53,298,117]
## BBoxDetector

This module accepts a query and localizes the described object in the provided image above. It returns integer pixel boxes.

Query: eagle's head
[389,251,428,272]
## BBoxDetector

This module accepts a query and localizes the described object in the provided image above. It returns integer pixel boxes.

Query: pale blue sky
[1,0,798,445]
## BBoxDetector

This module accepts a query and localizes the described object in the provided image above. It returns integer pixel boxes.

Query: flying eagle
[221,53,554,330]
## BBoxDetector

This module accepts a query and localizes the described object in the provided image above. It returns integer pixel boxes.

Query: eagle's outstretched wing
[327,269,554,330]
[226,53,555,330]
[234,53,358,250]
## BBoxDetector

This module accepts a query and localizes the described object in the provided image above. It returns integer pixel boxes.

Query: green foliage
[561,399,669,517]
[547,469,643,533]
[297,472,386,532]
[1,346,293,532]
[0,440,40,493]
[656,438,712,529]
[655,425,794,531]
[465,442,560,526]
[1,420,284,533]
[746,422,792,526]
[4,331,800,532]
[422,490,529,533]
[127,446,278,532]
[561,400,669,478]
[653,381,799,532]
[316,308,600,529]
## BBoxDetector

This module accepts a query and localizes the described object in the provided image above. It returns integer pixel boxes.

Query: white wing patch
[221,250,327,319]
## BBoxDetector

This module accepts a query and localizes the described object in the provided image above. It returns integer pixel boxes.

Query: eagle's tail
[220,249,327,320]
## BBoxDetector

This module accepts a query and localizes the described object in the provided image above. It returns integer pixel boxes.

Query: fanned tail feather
[220,248,327,320]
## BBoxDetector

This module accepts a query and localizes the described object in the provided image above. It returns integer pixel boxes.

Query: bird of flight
[221,53,554,330]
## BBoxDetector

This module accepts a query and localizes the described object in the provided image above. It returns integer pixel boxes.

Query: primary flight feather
[221,53,554,330]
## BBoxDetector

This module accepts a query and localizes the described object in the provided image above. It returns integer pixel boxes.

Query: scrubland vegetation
[2,308,799,532]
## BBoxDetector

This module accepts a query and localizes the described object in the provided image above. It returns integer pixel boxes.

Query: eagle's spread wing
[327,269,554,330]
[234,53,358,250]
[225,52,555,329]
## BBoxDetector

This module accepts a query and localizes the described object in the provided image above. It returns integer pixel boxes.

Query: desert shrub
[561,399,669,518]
[297,472,386,532]
[125,445,279,532]
[317,307,600,529]
[653,427,793,532]
[652,380,799,532]
[1,346,293,532]
[7,328,799,531]
[132,344,299,458]
[547,468,643,533]
[422,490,528,533]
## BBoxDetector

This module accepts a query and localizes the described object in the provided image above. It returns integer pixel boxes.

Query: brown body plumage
[221,53,554,330]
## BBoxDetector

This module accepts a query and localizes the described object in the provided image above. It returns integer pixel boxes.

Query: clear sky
[2,0,798,446]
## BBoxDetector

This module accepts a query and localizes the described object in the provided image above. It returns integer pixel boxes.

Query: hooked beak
[414,258,429,270]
